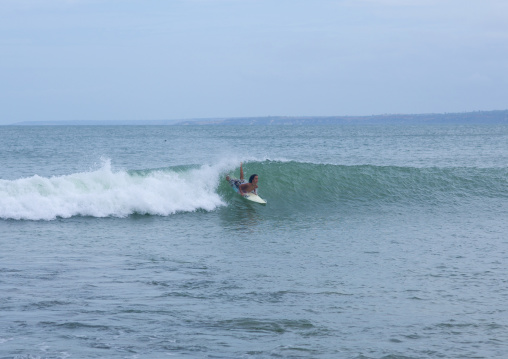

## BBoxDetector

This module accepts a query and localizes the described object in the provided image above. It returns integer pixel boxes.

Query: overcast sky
[1,0,507,124]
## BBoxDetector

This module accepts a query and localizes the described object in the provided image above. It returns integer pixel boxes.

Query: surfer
[226,162,258,196]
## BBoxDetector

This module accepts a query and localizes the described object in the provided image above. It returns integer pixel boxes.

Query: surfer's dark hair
[249,174,258,183]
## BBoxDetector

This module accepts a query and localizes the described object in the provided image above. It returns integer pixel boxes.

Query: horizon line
[5,109,508,126]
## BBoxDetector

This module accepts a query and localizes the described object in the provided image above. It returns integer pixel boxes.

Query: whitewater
[1,124,507,359]
[0,159,228,220]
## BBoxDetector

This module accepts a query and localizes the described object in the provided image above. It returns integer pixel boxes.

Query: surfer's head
[249,174,258,183]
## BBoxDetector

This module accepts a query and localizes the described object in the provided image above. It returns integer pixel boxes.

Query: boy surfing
[226,162,259,197]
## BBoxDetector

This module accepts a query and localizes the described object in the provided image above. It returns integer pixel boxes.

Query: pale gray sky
[1,0,507,124]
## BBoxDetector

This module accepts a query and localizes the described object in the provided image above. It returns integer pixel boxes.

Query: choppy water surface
[1,125,507,358]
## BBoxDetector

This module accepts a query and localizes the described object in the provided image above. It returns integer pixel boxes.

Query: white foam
[0,159,230,221]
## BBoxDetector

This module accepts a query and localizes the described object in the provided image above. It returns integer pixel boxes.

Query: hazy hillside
[9,110,508,126]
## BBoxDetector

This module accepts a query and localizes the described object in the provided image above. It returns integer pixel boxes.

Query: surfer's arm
[239,162,244,180]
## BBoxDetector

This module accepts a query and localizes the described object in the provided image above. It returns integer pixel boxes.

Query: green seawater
[1,125,507,358]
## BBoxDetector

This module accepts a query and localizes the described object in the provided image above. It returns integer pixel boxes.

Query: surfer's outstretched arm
[239,162,244,180]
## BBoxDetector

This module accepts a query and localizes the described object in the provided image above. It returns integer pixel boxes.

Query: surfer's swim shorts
[228,178,246,190]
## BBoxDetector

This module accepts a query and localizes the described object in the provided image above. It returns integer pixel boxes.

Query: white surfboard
[243,192,267,204]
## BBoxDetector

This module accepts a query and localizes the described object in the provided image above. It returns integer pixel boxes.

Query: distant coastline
[8,109,508,126]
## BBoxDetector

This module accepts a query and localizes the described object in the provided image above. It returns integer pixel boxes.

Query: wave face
[2,159,506,220]
[220,160,508,211]
[0,159,226,220]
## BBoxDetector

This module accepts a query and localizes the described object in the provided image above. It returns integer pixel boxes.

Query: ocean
[1,124,507,359]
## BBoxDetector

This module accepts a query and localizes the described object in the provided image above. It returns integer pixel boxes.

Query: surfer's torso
[228,178,258,195]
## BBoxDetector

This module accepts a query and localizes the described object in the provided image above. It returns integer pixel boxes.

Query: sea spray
[0,159,227,220]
